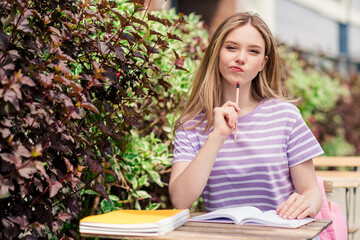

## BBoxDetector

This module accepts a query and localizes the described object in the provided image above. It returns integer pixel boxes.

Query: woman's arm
[169,102,240,209]
[169,132,226,209]
[276,159,323,219]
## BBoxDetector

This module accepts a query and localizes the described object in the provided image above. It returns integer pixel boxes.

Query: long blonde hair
[175,12,287,132]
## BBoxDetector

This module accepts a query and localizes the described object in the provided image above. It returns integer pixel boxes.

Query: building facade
[151,0,360,74]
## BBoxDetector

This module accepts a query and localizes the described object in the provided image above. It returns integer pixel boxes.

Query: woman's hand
[213,101,241,139]
[276,192,316,220]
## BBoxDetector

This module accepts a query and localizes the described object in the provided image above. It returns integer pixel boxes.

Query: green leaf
[136,190,151,199]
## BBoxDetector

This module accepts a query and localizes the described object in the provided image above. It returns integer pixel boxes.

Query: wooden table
[315,170,360,189]
[115,215,332,240]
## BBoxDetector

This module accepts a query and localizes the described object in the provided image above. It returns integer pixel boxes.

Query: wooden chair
[313,156,360,238]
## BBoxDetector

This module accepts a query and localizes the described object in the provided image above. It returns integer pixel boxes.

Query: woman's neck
[221,82,259,116]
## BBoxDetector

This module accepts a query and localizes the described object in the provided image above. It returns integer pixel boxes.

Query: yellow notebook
[79,209,189,237]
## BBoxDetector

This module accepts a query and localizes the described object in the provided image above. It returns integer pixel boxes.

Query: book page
[241,210,314,228]
[189,206,262,224]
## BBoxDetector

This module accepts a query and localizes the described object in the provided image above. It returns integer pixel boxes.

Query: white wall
[275,0,339,57]
[349,25,360,60]
[236,0,360,60]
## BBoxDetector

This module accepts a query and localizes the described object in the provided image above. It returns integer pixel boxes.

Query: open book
[189,206,314,229]
[80,209,189,237]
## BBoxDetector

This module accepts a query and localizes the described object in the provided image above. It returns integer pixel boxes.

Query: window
[339,22,348,55]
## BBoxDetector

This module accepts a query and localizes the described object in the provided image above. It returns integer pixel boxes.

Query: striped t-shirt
[173,98,324,212]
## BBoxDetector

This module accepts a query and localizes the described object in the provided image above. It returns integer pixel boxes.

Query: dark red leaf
[84,154,103,174]
[114,45,124,61]
[33,177,44,192]
[3,89,20,110]
[55,49,75,62]
[167,33,182,41]
[2,217,19,239]
[16,144,31,158]
[58,210,72,222]
[147,13,172,27]
[8,215,29,230]
[175,64,188,72]
[124,114,140,127]
[0,68,8,84]
[51,220,59,232]
[63,157,74,172]
[172,49,180,60]
[54,75,70,86]
[50,34,60,45]
[103,168,116,178]
[18,161,37,179]
[3,63,15,71]
[64,10,79,23]
[48,26,61,37]
[8,50,21,61]
[38,72,53,87]
[18,19,32,33]
[20,76,36,87]
[0,128,11,138]
[132,50,145,59]
[34,161,49,179]
[54,61,71,76]
[69,81,83,93]
[80,101,99,114]
[111,9,128,25]
[131,16,148,29]
[1,153,21,167]
[149,30,163,36]
[1,118,12,127]
[121,32,135,44]
[0,29,10,51]
[48,175,63,198]
[66,197,79,213]
[0,177,14,196]
[128,0,145,5]
[92,183,111,204]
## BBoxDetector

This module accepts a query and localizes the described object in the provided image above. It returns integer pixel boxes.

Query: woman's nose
[235,51,246,64]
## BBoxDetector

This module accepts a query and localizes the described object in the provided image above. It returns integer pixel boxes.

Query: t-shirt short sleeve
[172,127,196,164]
[286,112,324,167]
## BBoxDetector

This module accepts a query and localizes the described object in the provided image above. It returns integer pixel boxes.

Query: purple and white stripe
[173,99,324,212]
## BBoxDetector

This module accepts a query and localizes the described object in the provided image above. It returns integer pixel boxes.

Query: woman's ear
[259,55,268,71]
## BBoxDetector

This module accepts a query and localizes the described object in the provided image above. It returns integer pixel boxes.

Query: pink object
[315,177,348,240]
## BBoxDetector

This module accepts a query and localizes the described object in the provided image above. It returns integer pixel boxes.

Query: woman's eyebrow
[223,40,263,49]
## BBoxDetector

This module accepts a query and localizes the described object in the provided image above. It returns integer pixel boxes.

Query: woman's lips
[230,66,244,72]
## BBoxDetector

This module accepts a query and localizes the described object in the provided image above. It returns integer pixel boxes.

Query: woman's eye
[226,46,236,50]
[250,49,260,54]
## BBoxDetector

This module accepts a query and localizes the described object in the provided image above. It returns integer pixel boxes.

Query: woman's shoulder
[258,98,302,120]
[176,112,207,132]
[261,98,300,112]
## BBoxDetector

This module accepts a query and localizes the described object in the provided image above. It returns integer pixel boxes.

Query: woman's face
[219,23,268,89]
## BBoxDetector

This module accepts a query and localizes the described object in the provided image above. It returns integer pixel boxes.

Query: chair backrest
[313,156,360,168]
[323,180,333,193]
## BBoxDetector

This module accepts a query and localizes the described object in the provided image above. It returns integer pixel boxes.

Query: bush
[0,0,186,239]
[337,73,360,154]
[94,7,209,214]
[280,46,355,156]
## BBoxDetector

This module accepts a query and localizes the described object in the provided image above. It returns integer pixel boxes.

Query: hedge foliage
[0,0,190,238]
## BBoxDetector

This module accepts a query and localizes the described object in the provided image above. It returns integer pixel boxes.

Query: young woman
[169,12,323,220]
